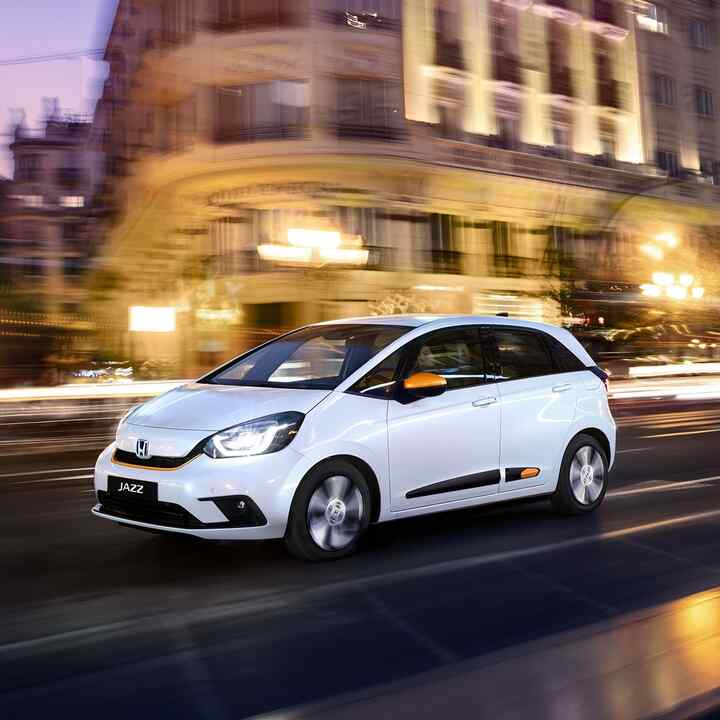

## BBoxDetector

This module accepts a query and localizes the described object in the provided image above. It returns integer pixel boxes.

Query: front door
[388,326,502,512]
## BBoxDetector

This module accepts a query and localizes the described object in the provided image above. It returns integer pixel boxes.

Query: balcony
[586,0,628,40]
[532,0,582,25]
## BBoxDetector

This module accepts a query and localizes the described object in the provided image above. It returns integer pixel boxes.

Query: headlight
[202,412,304,459]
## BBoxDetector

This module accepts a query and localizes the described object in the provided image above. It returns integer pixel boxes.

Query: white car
[93,315,615,560]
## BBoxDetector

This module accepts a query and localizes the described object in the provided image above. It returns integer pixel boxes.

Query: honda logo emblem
[136,439,151,459]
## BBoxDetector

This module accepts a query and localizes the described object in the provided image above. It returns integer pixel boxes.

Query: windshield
[202,323,412,390]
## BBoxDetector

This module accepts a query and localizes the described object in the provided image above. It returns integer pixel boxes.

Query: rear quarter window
[546,335,586,372]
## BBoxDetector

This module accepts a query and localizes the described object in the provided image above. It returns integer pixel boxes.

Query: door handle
[552,383,572,393]
[472,396,498,407]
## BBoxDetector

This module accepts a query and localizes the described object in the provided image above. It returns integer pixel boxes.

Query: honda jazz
[93,315,615,560]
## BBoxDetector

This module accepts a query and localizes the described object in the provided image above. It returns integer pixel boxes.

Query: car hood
[126,383,331,432]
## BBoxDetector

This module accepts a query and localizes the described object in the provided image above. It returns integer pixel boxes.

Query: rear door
[486,327,578,493]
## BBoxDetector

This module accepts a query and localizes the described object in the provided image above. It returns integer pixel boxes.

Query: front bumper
[92,442,306,540]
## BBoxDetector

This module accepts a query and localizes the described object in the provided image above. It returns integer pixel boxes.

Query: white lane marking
[608,475,720,498]
[639,428,720,439]
[11,474,94,486]
[4,507,720,657]
[616,447,653,454]
[0,466,93,479]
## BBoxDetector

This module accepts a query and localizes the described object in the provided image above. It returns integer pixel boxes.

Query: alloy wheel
[569,445,605,505]
[306,475,365,551]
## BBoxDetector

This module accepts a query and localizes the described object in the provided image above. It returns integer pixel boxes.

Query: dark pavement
[2,395,720,718]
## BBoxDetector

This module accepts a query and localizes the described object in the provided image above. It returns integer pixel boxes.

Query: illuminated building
[94,0,720,368]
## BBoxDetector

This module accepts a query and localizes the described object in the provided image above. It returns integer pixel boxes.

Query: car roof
[319,314,552,331]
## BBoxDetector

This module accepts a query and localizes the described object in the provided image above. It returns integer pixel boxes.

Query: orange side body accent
[520,467,540,479]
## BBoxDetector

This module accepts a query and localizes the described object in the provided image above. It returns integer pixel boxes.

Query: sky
[0,0,117,178]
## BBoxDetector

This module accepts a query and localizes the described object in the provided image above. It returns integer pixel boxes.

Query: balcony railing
[334,123,405,141]
[213,124,307,143]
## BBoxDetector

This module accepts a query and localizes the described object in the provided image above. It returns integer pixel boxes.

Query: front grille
[113,447,200,469]
[97,490,200,528]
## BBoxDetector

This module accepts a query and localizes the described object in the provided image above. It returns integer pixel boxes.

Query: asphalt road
[2,396,720,718]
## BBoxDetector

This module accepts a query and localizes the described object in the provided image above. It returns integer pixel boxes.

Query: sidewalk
[256,588,720,720]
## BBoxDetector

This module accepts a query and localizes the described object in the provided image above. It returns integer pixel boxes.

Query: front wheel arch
[291,454,381,524]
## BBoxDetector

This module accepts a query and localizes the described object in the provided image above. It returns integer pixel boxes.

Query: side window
[407,327,487,390]
[349,349,403,399]
[491,329,555,381]
[546,335,585,372]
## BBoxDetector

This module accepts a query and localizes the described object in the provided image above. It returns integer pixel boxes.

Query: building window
[636,2,669,33]
[15,195,44,208]
[494,115,520,150]
[552,125,571,157]
[695,86,714,116]
[209,0,302,31]
[336,78,404,140]
[653,74,676,105]
[657,149,680,176]
[161,0,195,44]
[60,195,85,208]
[700,157,718,183]
[689,19,711,48]
[214,81,310,143]
[63,257,85,277]
[15,155,43,183]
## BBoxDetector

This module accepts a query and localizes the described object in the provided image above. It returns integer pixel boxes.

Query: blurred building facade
[92,0,720,372]
[4,102,106,315]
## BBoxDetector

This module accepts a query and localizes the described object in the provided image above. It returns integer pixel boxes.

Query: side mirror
[403,372,447,398]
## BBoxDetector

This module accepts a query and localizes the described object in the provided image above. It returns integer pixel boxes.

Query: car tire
[551,434,609,516]
[285,460,372,561]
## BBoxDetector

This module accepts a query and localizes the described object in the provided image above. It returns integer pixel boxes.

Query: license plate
[108,475,158,502]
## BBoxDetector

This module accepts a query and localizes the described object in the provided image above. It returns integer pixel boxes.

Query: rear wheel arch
[572,427,611,464]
